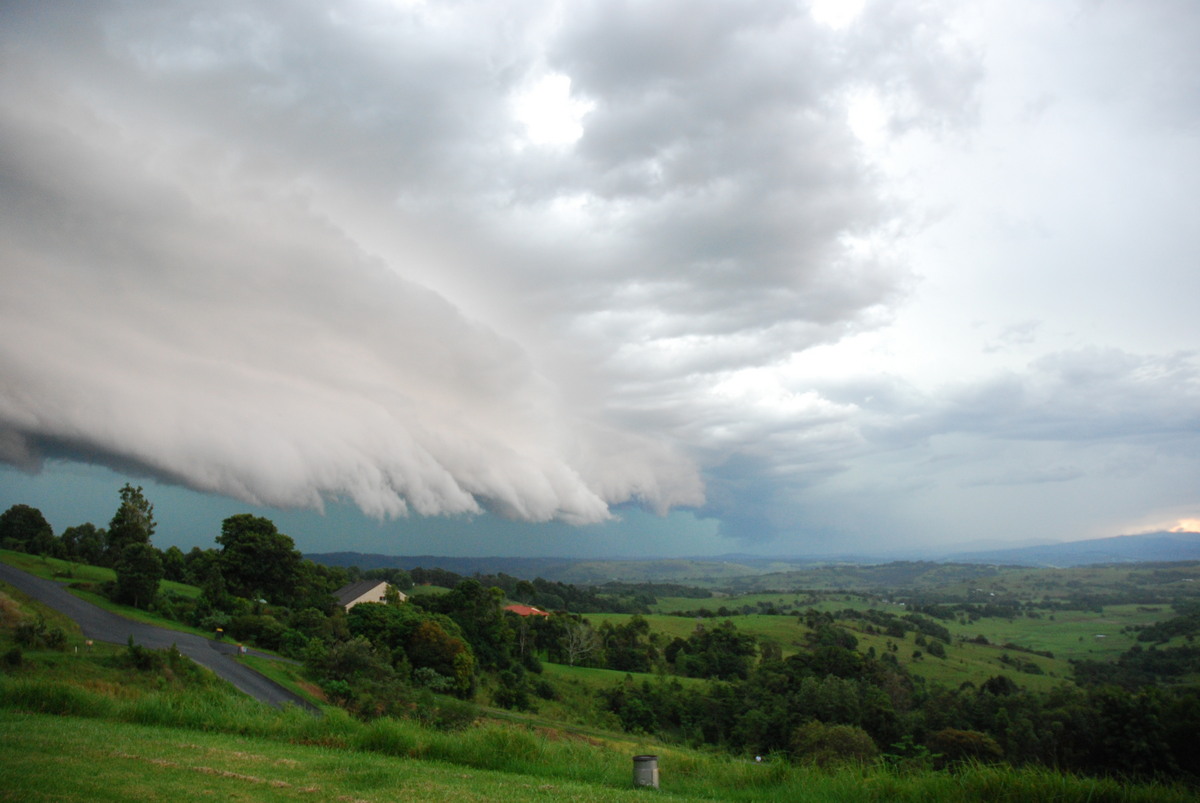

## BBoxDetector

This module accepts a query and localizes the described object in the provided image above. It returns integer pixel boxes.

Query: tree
[415,579,513,671]
[161,545,187,582]
[562,619,600,666]
[0,504,53,553]
[113,542,164,609]
[215,514,302,604]
[106,484,155,562]
[61,523,106,565]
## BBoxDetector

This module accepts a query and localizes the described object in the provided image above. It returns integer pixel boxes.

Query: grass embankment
[3,710,1193,803]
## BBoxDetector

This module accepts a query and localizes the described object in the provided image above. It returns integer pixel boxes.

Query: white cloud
[2,0,1198,553]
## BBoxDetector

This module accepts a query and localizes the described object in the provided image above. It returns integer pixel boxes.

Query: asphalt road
[0,562,319,713]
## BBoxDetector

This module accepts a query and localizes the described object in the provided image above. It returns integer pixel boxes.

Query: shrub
[2,647,22,669]
[791,721,879,768]
[12,616,67,650]
[926,728,1003,769]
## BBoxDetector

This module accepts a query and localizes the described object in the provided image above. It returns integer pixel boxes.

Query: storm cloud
[2,1,1199,553]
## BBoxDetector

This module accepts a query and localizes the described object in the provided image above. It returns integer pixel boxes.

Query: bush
[926,728,1003,769]
[2,647,22,669]
[12,616,67,650]
[791,721,879,768]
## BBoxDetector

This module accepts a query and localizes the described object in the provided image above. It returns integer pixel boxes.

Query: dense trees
[60,522,106,565]
[412,579,513,671]
[671,619,758,680]
[341,602,476,699]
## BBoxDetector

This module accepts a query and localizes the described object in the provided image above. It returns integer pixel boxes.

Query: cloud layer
[2,1,1199,551]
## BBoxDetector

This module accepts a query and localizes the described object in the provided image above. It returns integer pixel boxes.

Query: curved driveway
[0,562,319,713]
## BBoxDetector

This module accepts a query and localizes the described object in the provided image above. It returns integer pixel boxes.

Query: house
[504,603,550,617]
[335,580,406,611]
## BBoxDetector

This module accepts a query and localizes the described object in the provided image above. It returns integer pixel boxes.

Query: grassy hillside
[3,563,1198,800]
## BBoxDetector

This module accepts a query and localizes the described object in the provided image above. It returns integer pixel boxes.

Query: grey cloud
[964,464,1084,488]
[1,0,1025,549]
[938,348,1200,442]
[0,47,701,523]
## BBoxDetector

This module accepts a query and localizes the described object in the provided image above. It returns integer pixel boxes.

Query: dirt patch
[533,726,604,748]
[111,750,313,791]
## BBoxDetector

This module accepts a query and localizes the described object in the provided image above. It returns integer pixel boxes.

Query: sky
[2,0,1198,559]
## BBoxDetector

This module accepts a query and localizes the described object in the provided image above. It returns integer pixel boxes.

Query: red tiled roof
[504,603,550,617]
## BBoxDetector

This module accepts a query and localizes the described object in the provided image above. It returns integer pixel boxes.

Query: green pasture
[407,584,451,597]
[652,592,832,614]
[938,604,1165,663]
[579,603,1153,691]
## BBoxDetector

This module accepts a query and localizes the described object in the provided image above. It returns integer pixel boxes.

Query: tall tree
[216,514,302,604]
[106,484,156,562]
[0,504,53,553]
[113,542,163,609]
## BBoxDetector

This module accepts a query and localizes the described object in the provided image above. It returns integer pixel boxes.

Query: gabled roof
[335,579,389,608]
[504,603,550,617]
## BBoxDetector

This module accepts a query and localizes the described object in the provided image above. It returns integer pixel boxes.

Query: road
[0,562,320,713]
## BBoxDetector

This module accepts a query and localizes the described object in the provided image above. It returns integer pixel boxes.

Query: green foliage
[414,579,513,672]
[597,614,657,673]
[672,619,758,680]
[791,721,879,767]
[106,484,155,562]
[215,514,303,604]
[0,504,55,555]
[60,522,106,566]
[926,728,1003,768]
[13,615,67,651]
[112,542,163,609]
[346,601,476,698]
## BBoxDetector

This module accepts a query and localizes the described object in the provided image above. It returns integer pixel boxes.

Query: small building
[504,603,550,617]
[335,580,406,611]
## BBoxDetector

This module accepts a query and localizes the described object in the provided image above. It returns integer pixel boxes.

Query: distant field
[587,592,1185,690]
[407,584,450,596]
[542,661,705,690]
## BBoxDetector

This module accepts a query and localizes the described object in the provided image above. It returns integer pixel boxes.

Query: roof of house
[504,603,550,617]
[335,579,389,608]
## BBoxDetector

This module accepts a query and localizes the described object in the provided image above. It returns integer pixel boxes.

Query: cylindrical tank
[632,754,659,788]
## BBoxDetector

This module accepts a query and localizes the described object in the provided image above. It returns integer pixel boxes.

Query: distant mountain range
[306,530,1200,584]
[936,530,1200,567]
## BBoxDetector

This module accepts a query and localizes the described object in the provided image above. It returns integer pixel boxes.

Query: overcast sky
[2,0,1198,558]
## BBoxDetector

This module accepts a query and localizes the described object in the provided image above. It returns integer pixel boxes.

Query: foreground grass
[2,708,1193,803]
[0,711,672,803]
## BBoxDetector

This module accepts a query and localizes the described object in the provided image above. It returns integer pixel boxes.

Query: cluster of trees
[1,493,349,637]
[2,488,167,608]
[600,622,1200,780]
